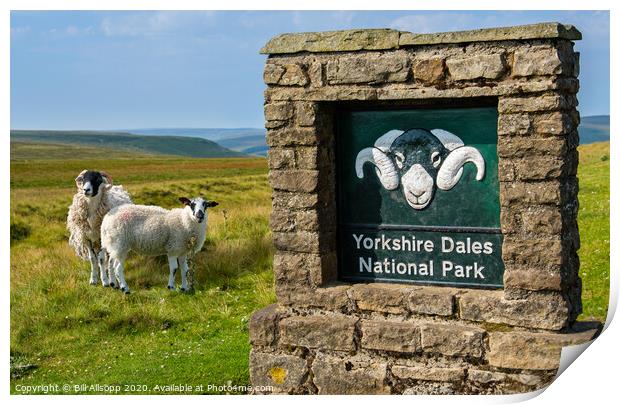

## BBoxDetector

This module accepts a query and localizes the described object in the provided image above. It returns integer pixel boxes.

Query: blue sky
[10,10,609,130]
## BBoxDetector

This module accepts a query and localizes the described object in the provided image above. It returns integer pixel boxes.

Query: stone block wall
[250,23,601,395]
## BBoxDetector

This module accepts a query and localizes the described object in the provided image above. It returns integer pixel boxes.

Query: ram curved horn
[75,169,88,184]
[101,171,113,185]
[355,129,403,191]
[436,146,486,191]
[431,129,464,151]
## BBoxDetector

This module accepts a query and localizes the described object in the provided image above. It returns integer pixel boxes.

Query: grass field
[9,141,610,393]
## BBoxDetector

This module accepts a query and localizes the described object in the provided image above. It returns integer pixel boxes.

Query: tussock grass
[10,154,273,393]
[576,142,610,322]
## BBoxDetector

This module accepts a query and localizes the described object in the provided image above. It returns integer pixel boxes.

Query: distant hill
[10,130,246,159]
[124,128,265,142]
[124,127,268,156]
[217,135,269,156]
[580,115,610,144]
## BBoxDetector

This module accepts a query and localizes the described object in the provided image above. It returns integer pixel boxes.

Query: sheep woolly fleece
[101,204,207,259]
[67,185,132,260]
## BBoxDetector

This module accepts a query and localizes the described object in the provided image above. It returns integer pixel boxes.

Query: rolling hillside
[10,130,246,159]
[124,127,268,156]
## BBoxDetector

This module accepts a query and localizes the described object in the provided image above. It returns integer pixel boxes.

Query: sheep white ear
[75,169,87,185]
[101,171,113,185]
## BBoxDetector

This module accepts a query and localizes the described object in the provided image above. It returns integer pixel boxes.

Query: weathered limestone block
[507,157,572,180]
[269,170,319,192]
[413,57,445,84]
[350,283,413,314]
[467,369,544,386]
[498,136,569,159]
[499,181,562,206]
[497,113,532,136]
[272,231,333,254]
[467,369,508,384]
[294,146,323,170]
[266,127,321,147]
[264,63,309,86]
[264,63,285,84]
[512,47,564,77]
[264,102,294,121]
[360,320,420,353]
[295,102,317,126]
[392,366,465,382]
[533,111,580,135]
[279,315,357,351]
[446,53,506,80]
[273,251,319,283]
[502,236,563,267]
[407,287,455,316]
[503,267,562,291]
[488,332,563,370]
[498,94,577,113]
[268,148,295,170]
[280,64,309,86]
[308,61,324,87]
[272,191,319,210]
[291,284,352,310]
[459,290,568,330]
[326,55,410,84]
[249,350,308,393]
[520,206,563,234]
[312,352,390,394]
[249,304,281,347]
[270,208,319,232]
[420,323,486,358]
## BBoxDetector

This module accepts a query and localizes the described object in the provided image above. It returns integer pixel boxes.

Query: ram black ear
[206,201,219,208]
[179,197,192,206]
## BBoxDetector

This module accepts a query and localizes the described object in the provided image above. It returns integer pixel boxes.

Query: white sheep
[101,197,218,294]
[67,170,132,287]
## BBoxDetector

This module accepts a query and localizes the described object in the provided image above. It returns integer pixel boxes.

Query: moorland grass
[9,141,610,393]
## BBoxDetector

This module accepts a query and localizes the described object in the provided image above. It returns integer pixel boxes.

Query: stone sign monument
[249,23,601,394]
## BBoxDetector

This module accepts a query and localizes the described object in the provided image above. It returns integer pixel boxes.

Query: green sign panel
[336,106,504,288]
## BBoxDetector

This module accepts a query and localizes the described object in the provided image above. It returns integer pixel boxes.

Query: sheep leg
[107,256,119,288]
[167,256,178,290]
[87,243,99,286]
[179,256,189,292]
[99,249,110,287]
[114,259,130,294]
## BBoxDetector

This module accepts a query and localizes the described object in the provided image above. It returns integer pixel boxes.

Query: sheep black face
[75,170,112,198]
[355,128,486,210]
[179,197,219,223]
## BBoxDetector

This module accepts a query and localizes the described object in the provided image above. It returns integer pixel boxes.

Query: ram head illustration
[355,128,486,210]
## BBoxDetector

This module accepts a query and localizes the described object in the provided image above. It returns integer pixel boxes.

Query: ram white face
[355,129,486,210]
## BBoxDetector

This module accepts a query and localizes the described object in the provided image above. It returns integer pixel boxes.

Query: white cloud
[100,11,216,37]
[10,26,30,36]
